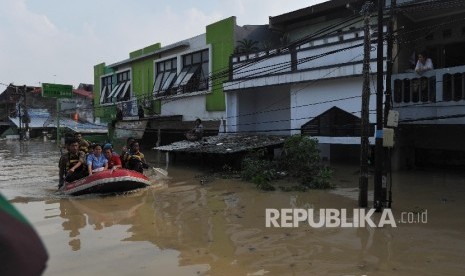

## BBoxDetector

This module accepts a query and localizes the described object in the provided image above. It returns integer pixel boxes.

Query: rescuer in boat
[58,138,87,188]
[74,132,91,154]
[103,143,122,169]
[121,137,135,168]
[125,141,149,173]
[86,144,108,175]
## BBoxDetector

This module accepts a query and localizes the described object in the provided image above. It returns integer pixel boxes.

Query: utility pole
[384,0,395,127]
[374,0,385,211]
[57,99,61,146]
[15,87,23,140]
[384,0,396,208]
[359,1,373,208]
[23,85,29,140]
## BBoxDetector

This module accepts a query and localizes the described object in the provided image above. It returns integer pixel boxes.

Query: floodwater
[1,140,465,276]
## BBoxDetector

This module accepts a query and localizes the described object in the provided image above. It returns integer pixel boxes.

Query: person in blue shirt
[86,144,108,175]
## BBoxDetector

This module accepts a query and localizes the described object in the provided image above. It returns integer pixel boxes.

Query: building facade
[223,0,382,162]
[94,17,274,144]
[223,0,465,167]
[390,0,465,168]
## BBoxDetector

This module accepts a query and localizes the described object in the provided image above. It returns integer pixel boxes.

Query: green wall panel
[130,43,161,59]
[143,43,161,54]
[132,59,154,96]
[206,17,236,111]
[93,63,106,120]
[132,58,154,115]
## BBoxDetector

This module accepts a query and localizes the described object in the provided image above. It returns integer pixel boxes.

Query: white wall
[290,77,378,135]
[232,54,291,79]
[227,86,290,135]
[160,93,224,122]
[225,92,238,133]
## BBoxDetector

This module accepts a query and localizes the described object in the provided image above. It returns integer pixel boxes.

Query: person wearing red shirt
[103,144,122,170]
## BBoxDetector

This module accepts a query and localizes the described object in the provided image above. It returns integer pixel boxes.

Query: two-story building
[223,0,380,162]
[390,0,465,168]
[94,17,279,145]
[222,0,465,168]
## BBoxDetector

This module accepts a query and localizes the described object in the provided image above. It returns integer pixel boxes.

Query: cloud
[0,0,327,88]
[0,0,88,86]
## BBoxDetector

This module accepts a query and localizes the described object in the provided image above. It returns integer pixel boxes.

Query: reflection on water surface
[2,140,465,275]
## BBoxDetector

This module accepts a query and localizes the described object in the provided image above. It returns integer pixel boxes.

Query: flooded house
[94,17,264,145]
[93,15,290,150]
[223,0,379,163]
[390,0,465,168]
[0,84,106,139]
[92,0,465,169]
[222,0,465,169]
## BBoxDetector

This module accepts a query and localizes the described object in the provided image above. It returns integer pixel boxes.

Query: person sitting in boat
[86,144,108,175]
[121,137,136,168]
[59,138,87,188]
[103,143,122,170]
[125,141,149,173]
[74,132,91,154]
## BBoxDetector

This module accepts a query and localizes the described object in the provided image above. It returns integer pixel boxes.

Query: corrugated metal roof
[154,134,285,154]
[9,109,107,134]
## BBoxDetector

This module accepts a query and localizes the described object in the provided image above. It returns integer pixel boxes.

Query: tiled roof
[73,89,93,99]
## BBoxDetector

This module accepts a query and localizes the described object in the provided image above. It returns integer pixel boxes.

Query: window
[100,70,131,104]
[153,58,177,95]
[172,49,209,94]
[301,107,374,137]
[100,75,113,104]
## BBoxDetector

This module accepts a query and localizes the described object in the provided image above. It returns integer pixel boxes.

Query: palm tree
[235,39,260,54]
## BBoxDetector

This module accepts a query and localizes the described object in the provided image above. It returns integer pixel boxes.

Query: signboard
[42,83,73,98]
[117,98,139,120]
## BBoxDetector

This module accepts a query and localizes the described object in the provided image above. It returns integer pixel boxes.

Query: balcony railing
[392,65,465,124]
[393,65,465,105]
[228,27,382,84]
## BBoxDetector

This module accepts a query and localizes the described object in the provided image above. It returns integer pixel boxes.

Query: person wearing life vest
[74,132,90,154]
[58,138,87,188]
[121,137,135,168]
[125,141,149,173]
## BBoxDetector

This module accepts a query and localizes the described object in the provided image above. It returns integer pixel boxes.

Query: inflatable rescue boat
[61,169,151,196]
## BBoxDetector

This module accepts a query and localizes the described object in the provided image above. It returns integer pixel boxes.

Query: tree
[235,39,259,54]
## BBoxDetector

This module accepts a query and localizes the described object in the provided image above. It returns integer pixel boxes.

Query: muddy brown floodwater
[1,139,465,275]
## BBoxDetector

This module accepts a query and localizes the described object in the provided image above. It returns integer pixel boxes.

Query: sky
[0,0,327,89]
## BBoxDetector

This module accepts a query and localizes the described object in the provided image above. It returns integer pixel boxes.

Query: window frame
[99,69,132,105]
[153,57,177,96]
[172,48,209,94]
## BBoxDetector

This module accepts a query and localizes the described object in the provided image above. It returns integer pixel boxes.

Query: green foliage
[280,135,333,189]
[303,166,334,189]
[235,39,260,54]
[241,157,277,183]
[252,174,276,191]
[261,40,273,51]
[281,135,320,177]
[280,33,290,46]
[240,135,333,191]
[241,149,277,190]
